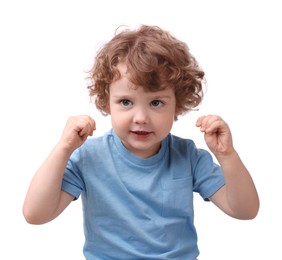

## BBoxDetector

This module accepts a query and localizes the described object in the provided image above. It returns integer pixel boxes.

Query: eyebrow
[111,94,132,99]
[151,95,172,100]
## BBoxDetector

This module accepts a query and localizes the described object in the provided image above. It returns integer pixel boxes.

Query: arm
[22,115,96,224]
[196,115,259,220]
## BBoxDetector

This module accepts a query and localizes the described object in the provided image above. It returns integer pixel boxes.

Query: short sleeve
[62,149,85,200]
[192,148,225,200]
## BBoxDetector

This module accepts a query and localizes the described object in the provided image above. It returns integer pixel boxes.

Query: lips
[130,130,152,138]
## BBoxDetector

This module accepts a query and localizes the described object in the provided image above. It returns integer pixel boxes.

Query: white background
[1,0,281,259]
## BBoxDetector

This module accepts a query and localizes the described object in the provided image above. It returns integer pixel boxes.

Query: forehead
[110,79,175,99]
[111,63,131,91]
[111,63,175,97]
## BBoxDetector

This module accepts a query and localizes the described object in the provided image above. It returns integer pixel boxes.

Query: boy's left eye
[151,100,163,107]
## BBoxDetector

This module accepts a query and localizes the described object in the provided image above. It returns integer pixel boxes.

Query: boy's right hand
[59,115,96,152]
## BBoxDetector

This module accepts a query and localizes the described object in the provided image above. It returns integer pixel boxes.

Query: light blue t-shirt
[62,129,225,260]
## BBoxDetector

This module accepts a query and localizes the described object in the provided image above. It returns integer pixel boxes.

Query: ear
[104,104,111,115]
[174,107,182,121]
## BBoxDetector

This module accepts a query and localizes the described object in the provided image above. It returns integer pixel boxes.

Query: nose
[133,107,148,124]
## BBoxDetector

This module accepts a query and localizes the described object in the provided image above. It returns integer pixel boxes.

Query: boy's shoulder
[169,133,197,149]
[84,129,114,143]
[168,133,210,160]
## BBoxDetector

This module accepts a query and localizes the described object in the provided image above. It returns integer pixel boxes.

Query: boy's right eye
[120,99,132,107]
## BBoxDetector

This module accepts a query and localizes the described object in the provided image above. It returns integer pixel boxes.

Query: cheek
[110,111,126,128]
[154,115,174,130]
[110,111,119,125]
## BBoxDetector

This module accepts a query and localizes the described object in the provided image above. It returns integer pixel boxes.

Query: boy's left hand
[196,115,234,156]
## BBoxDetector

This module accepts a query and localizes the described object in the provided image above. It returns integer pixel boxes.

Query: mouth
[130,130,152,138]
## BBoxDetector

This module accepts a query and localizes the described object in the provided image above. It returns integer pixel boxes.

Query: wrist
[54,141,76,158]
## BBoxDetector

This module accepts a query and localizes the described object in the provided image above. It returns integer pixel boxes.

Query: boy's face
[109,64,178,158]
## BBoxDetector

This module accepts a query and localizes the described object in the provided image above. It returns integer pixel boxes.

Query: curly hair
[87,25,205,117]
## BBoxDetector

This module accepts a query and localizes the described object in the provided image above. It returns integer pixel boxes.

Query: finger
[82,116,96,135]
[204,117,227,134]
[202,115,219,132]
[196,115,222,133]
[196,115,213,131]
[196,115,205,127]
[78,117,96,137]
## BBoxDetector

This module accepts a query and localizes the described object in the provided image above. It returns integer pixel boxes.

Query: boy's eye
[120,99,132,107]
[151,100,163,107]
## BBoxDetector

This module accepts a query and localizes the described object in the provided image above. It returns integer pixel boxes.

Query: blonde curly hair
[87,25,205,118]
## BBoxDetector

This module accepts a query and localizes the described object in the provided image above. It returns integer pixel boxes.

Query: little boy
[23,25,259,259]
